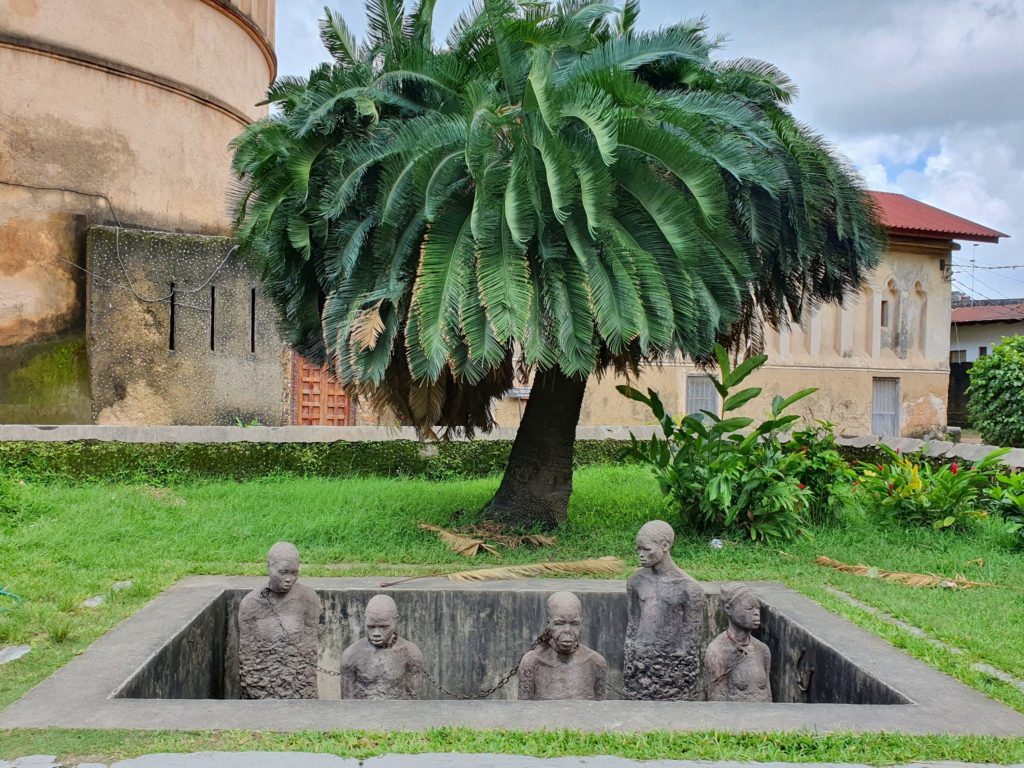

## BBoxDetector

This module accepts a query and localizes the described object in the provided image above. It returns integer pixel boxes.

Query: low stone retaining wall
[0,425,1020,483]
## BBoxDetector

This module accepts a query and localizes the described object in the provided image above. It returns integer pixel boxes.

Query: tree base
[484,367,587,530]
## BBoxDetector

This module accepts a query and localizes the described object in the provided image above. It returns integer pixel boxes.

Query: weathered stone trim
[0,32,253,127]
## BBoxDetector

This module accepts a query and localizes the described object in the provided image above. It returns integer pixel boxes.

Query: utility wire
[1,179,237,310]
[951,279,1024,322]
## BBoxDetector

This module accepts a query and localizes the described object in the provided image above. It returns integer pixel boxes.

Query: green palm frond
[232,0,884,432]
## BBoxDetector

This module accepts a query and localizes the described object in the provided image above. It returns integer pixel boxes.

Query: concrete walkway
[1,756,1018,768]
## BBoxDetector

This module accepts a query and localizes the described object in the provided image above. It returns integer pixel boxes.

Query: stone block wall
[86,226,288,426]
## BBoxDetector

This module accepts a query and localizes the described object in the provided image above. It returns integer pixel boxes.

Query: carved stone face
[268,556,299,593]
[546,592,582,655]
[635,531,669,568]
[727,592,762,631]
[365,604,398,648]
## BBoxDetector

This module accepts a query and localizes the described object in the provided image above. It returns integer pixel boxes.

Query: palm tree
[230,0,885,528]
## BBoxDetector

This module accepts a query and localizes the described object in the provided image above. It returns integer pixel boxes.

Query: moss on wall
[0,335,91,424]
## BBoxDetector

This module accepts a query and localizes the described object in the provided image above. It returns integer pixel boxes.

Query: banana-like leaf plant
[230,0,885,527]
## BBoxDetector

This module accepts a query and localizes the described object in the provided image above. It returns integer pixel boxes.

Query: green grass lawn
[1,464,1023,762]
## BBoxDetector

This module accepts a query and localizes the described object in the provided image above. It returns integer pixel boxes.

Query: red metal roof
[869,191,1008,243]
[951,303,1024,324]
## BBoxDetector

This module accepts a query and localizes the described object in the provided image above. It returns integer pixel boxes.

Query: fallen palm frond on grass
[380,557,623,588]
[417,523,499,558]
[461,520,558,549]
[417,520,556,558]
[815,556,998,589]
[446,556,623,583]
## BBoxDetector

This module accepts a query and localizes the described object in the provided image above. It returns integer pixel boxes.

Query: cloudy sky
[275,0,1024,302]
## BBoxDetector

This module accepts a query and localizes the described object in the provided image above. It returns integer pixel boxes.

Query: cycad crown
[231,0,885,433]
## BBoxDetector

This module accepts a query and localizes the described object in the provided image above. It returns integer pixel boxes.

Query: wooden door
[291,355,353,426]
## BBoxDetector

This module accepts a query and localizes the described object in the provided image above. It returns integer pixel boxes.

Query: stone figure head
[266,542,300,594]
[545,591,583,655]
[364,594,399,648]
[720,583,761,631]
[635,520,675,568]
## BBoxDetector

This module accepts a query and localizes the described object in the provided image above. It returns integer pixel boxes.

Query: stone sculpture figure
[518,591,607,700]
[238,542,322,699]
[623,520,706,700]
[705,583,772,702]
[340,594,423,699]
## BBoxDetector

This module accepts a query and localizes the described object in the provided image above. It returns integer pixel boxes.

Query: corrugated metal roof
[869,191,1008,243]
[951,303,1024,324]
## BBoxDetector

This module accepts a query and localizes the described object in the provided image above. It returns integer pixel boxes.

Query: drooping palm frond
[231,0,884,433]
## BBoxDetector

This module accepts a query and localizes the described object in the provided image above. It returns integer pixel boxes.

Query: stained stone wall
[86,226,288,426]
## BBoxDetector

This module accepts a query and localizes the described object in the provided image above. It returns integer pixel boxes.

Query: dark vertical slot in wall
[169,283,176,351]
[210,286,216,351]
[250,288,257,353]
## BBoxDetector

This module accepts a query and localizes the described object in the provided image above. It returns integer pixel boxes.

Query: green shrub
[856,445,1008,530]
[787,421,857,525]
[618,345,816,542]
[987,471,1024,547]
[967,335,1024,447]
[0,439,626,484]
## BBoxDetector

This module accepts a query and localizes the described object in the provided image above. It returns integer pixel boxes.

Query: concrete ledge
[2,578,1023,735]
[0,425,658,444]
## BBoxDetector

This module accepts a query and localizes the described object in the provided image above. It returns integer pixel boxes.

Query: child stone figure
[623,520,706,700]
[518,591,607,700]
[340,594,423,699]
[238,542,322,699]
[705,583,772,702]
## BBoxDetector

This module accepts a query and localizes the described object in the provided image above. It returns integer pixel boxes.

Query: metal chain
[258,592,762,702]
[607,642,751,701]
[421,630,552,700]
[259,588,343,677]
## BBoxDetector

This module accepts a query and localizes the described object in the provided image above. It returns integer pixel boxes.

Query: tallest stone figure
[623,520,706,700]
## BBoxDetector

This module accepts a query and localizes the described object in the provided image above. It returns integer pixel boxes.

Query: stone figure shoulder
[705,633,771,702]
[517,644,606,701]
[238,542,322,700]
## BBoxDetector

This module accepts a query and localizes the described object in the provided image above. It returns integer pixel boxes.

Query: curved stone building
[0,0,276,421]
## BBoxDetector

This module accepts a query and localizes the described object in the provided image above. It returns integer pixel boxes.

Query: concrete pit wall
[86,226,288,426]
[118,584,906,704]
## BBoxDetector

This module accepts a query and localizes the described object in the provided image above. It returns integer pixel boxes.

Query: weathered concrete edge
[2,578,1022,736]
[0,425,1021,468]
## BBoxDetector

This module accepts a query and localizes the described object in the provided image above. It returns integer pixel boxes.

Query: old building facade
[491,193,1007,437]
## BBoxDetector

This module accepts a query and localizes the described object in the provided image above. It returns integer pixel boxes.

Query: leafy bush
[987,471,1024,547]
[856,445,1008,530]
[618,345,816,542]
[787,421,857,524]
[967,335,1024,447]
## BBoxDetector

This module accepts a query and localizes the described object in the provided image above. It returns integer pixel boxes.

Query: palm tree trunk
[485,366,587,529]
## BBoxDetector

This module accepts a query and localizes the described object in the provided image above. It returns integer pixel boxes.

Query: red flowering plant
[786,420,857,525]
[857,445,1008,530]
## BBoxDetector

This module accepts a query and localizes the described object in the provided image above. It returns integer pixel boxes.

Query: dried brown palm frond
[462,521,557,549]
[418,523,499,558]
[815,556,997,589]
[350,300,386,351]
[446,556,623,583]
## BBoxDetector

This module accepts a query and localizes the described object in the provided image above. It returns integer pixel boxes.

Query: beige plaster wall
[0,0,275,356]
[495,238,955,438]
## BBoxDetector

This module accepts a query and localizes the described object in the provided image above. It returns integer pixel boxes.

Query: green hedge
[0,440,629,484]
[0,438,967,485]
